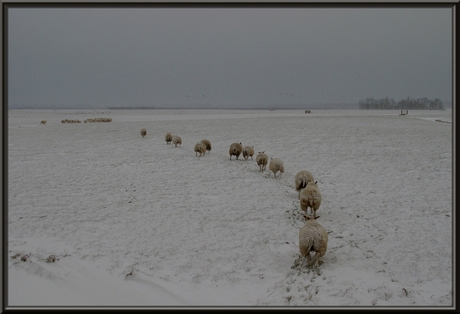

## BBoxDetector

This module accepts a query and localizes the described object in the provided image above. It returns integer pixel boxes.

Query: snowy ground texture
[7,109,453,309]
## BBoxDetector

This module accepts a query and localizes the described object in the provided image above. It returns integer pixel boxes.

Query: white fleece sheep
[173,135,182,147]
[242,146,254,161]
[229,142,243,160]
[299,215,328,268]
[201,139,211,153]
[194,142,206,156]
[165,133,173,144]
[295,170,315,199]
[269,158,284,178]
[299,180,322,219]
[256,151,268,172]
[140,128,147,138]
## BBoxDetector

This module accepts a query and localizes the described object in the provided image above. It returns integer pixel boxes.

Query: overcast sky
[7,6,452,108]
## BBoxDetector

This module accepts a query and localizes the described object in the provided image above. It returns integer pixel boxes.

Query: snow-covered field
[7,108,453,309]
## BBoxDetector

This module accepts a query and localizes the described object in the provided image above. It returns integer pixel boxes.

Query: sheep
[229,142,243,160]
[84,120,88,123]
[269,158,284,178]
[173,135,182,147]
[65,119,71,123]
[40,120,47,125]
[107,118,112,122]
[295,170,315,200]
[165,132,173,144]
[140,128,147,138]
[242,146,254,161]
[299,180,322,219]
[299,215,328,268]
[201,139,212,154]
[61,120,66,123]
[256,151,268,172]
[194,142,206,156]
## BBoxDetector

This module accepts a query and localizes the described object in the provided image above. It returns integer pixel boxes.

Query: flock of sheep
[39,118,328,268]
[40,118,113,124]
[140,128,328,269]
[61,117,113,123]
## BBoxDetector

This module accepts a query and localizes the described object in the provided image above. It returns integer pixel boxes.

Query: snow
[7,108,453,309]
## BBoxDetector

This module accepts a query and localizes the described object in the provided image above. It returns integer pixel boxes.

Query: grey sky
[7,6,452,108]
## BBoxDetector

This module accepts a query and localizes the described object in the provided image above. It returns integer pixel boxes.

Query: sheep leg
[312,253,319,268]
[306,253,312,267]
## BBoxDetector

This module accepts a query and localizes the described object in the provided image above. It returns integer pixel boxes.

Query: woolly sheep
[256,151,268,172]
[165,132,173,144]
[242,146,254,161]
[40,120,47,125]
[229,142,243,160]
[299,180,322,219]
[299,215,328,268]
[140,128,147,138]
[201,139,212,154]
[173,135,182,147]
[107,118,112,122]
[295,170,315,199]
[269,158,284,178]
[61,120,65,123]
[194,142,206,156]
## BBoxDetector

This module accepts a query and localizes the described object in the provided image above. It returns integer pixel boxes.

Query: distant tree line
[358,97,444,110]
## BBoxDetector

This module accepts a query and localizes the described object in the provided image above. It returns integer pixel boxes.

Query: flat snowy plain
[6,108,454,309]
